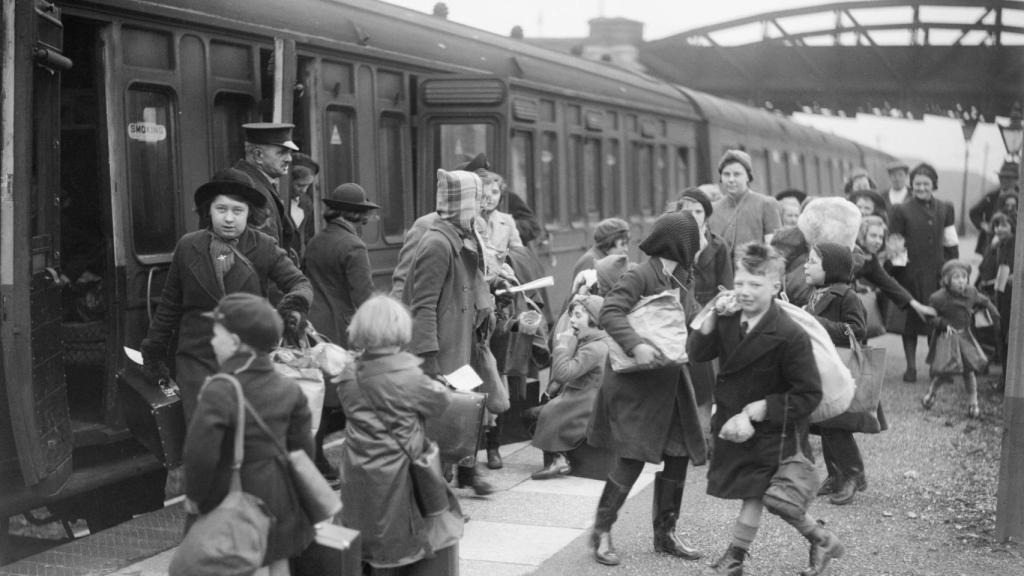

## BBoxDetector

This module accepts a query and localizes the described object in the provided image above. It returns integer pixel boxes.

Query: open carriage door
[414,75,507,215]
[1,0,73,493]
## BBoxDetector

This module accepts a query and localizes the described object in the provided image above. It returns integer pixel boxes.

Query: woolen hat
[203,293,283,353]
[570,294,605,325]
[194,168,267,209]
[455,152,490,172]
[717,149,753,183]
[909,163,939,188]
[639,211,700,269]
[679,187,713,217]
[595,254,629,295]
[323,183,379,211]
[941,259,971,281]
[998,161,1019,179]
[886,160,909,173]
[813,242,853,284]
[242,122,299,151]
[593,218,630,244]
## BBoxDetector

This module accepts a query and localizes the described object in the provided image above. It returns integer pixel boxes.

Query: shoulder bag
[241,379,342,524]
[822,327,887,434]
[169,376,272,576]
[763,395,819,519]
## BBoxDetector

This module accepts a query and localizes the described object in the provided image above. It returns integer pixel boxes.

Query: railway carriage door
[1,0,74,492]
[415,76,507,215]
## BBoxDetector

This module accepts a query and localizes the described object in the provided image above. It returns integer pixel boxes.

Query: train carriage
[1,0,891,541]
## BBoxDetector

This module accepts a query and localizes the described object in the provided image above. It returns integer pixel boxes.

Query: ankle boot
[456,464,495,496]
[591,477,630,565]
[701,544,747,576]
[800,520,845,576]
[652,472,703,560]
[485,425,502,469]
[532,453,571,480]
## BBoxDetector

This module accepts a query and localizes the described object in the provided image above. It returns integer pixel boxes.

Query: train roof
[72,0,700,120]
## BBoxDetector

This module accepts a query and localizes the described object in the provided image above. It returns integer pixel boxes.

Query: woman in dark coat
[336,295,463,571]
[184,293,315,574]
[141,170,313,420]
[586,211,708,566]
[890,163,958,382]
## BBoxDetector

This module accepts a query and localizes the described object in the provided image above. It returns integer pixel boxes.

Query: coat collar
[808,282,852,315]
[719,301,787,375]
[327,218,358,236]
[356,351,422,380]
[220,350,275,376]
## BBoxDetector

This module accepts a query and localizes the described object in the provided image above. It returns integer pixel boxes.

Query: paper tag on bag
[445,365,483,391]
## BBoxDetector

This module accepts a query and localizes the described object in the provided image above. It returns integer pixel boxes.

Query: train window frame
[211,91,257,174]
[322,105,358,201]
[630,140,654,216]
[378,112,408,244]
[509,129,536,215]
[540,130,561,227]
[124,83,182,263]
[428,118,498,177]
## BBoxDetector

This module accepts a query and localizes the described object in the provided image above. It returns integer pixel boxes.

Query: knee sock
[661,455,689,483]
[729,520,758,551]
[609,457,644,488]
[783,512,818,537]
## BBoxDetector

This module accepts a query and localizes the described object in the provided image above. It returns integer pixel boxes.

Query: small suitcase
[117,362,185,467]
[293,523,361,576]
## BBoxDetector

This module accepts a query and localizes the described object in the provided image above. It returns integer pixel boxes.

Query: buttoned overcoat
[304,218,374,346]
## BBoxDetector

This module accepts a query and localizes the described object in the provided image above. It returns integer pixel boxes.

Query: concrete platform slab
[459,520,584,566]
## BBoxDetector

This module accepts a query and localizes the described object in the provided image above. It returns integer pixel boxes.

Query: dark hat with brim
[243,122,299,151]
[202,293,282,353]
[847,188,886,211]
[455,152,490,172]
[323,182,380,211]
[776,188,807,204]
[194,168,267,209]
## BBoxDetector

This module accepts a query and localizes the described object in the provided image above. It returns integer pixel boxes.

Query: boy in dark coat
[689,243,844,576]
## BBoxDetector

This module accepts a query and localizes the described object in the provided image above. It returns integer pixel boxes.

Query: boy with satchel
[688,243,845,576]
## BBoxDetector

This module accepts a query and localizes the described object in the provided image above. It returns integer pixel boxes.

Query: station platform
[1,442,659,576]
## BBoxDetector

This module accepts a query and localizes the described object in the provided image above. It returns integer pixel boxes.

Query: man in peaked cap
[884,159,910,210]
[969,160,1021,254]
[232,122,301,262]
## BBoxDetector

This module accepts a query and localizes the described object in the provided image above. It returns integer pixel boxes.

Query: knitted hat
[909,163,939,188]
[813,242,854,284]
[595,254,629,295]
[679,187,713,217]
[941,259,971,282]
[203,293,283,353]
[593,217,630,245]
[798,197,862,249]
[639,211,700,268]
[435,169,481,231]
[717,149,753,183]
[570,294,605,325]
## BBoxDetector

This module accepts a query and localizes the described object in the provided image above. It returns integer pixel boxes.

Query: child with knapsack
[922,260,1000,418]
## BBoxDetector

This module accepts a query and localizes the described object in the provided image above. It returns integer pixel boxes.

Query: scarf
[208,232,239,293]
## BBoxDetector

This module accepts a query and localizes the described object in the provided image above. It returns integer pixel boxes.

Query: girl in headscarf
[586,212,708,566]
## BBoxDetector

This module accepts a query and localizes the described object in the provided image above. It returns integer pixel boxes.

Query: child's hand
[719,412,755,443]
[713,290,740,316]
[632,343,659,366]
[743,400,767,422]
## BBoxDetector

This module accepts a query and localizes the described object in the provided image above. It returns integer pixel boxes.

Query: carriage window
[675,147,690,192]
[608,140,621,215]
[434,122,494,172]
[632,142,653,214]
[655,145,668,214]
[212,92,255,173]
[583,137,602,217]
[568,136,582,222]
[378,114,406,241]
[510,131,535,210]
[541,132,559,223]
[323,106,356,194]
[126,86,179,256]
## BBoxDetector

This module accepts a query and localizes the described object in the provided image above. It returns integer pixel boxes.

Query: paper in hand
[445,365,483,391]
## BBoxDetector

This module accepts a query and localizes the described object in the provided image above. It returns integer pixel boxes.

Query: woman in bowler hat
[141,168,313,421]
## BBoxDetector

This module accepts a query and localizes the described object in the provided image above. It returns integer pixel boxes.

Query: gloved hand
[277,295,310,347]
[420,351,441,377]
[490,277,514,309]
[140,338,171,384]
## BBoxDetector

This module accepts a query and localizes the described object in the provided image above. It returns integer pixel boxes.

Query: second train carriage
[1,0,892,537]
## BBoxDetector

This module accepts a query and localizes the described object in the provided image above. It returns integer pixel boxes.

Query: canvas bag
[607,289,688,373]
[169,376,271,576]
[776,300,856,423]
[763,395,819,519]
[930,327,964,376]
[821,329,887,434]
[273,344,326,435]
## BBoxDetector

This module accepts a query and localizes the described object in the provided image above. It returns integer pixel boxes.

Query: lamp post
[958,106,979,235]
[997,100,1024,543]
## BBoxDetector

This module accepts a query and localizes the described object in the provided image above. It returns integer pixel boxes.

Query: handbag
[607,288,689,373]
[822,328,887,434]
[855,285,885,339]
[358,380,451,518]
[241,374,342,525]
[472,342,510,413]
[504,297,547,379]
[974,307,994,329]
[931,327,964,376]
[169,376,271,576]
[763,395,819,519]
[425,389,487,462]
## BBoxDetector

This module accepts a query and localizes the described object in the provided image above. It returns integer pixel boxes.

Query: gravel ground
[533,332,1024,576]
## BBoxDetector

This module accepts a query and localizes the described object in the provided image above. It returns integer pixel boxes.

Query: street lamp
[958,105,979,234]
[999,102,1023,161]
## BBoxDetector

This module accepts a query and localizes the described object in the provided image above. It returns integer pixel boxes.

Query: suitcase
[117,362,185,467]
[293,523,362,576]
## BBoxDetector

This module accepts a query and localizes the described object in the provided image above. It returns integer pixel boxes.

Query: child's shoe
[966,402,980,419]
[921,391,936,410]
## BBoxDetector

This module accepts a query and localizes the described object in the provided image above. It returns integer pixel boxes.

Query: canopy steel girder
[671,1,1023,47]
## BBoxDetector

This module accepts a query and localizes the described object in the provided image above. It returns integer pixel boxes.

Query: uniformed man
[232,122,300,261]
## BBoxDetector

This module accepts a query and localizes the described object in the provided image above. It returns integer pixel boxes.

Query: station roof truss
[641,1,1024,120]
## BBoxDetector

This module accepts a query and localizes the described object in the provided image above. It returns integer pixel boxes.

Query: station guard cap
[242,122,299,151]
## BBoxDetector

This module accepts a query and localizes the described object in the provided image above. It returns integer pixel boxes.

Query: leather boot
[701,544,747,576]
[828,477,857,506]
[485,424,503,469]
[816,475,835,497]
[591,477,630,566]
[652,472,703,560]
[800,520,845,576]
[456,464,495,496]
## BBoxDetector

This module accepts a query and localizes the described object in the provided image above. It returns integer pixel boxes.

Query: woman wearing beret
[586,211,707,566]
[889,163,958,382]
[141,169,313,420]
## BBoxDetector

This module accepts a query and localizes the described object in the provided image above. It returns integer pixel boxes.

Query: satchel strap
[203,374,248,491]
